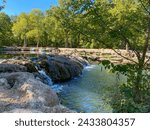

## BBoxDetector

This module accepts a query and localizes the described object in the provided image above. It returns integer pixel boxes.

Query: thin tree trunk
[126,43,129,52]
[23,35,27,47]
[65,31,69,48]
[134,10,150,103]
[77,33,80,48]
[37,39,39,48]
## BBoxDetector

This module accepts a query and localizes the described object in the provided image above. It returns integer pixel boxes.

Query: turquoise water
[59,65,126,113]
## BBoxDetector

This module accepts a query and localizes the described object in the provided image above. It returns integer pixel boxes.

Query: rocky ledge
[0,54,88,113]
[1,54,88,82]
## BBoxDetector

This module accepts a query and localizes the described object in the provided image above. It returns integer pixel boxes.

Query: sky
[2,0,58,15]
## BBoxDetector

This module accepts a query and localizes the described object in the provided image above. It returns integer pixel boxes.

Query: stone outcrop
[0,64,27,73]
[3,105,75,113]
[0,72,67,113]
[36,55,88,82]
[1,57,37,73]
[0,54,88,113]
[1,55,88,82]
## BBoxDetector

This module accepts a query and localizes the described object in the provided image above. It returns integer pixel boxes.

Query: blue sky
[2,0,58,15]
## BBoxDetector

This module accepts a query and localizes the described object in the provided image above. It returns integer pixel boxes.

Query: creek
[0,51,126,113]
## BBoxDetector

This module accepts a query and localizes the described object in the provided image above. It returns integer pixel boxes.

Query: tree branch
[144,57,150,65]
[112,48,138,64]
[138,0,150,13]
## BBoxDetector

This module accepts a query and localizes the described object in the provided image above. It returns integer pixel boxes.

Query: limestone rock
[0,64,27,73]
[0,72,59,112]
[38,55,87,82]
[3,105,75,113]
[1,58,37,73]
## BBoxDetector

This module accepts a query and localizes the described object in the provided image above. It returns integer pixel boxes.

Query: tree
[0,12,13,46]
[0,0,6,11]
[49,0,79,48]
[12,13,30,47]
[65,0,150,112]
[27,9,44,47]
[44,10,64,47]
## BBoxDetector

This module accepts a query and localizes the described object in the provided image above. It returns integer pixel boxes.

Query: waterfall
[38,70,53,86]
[34,64,62,93]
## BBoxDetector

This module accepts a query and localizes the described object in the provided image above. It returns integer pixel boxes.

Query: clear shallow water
[59,65,126,113]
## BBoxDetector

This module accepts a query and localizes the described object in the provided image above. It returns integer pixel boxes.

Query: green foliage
[0,0,6,11]
[12,13,30,46]
[27,9,44,47]
[101,61,150,112]
[0,12,13,46]
[0,0,150,113]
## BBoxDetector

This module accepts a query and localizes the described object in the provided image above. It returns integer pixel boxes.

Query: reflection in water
[59,65,126,113]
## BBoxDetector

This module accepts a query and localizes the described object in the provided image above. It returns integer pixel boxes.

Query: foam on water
[35,64,62,93]
[84,65,98,71]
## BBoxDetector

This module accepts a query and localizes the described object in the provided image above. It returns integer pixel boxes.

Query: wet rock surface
[36,55,88,82]
[1,55,88,82]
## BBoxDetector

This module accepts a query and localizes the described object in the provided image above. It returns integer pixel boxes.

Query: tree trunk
[134,10,150,103]
[65,31,69,48]
[134,62,143,103]
[77,33,80,48]
[23,35,27,47]
[37,39,39,48]
[126,43,129,52]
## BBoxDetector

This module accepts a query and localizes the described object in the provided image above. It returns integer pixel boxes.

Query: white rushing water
[35,64,63,93]
[38,69,63,93]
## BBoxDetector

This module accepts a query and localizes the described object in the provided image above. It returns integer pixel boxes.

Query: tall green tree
[49,0,79,48]
[44,10,64,47]
[0,12,13,46]
[27,9,44,47]
[12,13,30,47]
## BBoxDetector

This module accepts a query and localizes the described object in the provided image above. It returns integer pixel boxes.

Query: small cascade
[34,64,62,93]
[38,70,53,86]
[84,65,97,71]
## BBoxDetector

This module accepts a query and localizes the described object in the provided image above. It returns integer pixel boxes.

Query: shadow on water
[59,65,126,113]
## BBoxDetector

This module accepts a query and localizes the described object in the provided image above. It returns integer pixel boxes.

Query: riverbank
[1,47,150,64]
[0,54,88,113]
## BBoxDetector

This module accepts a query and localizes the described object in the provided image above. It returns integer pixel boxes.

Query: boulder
[38,55,87,82]
[1,58,37,73]
[3,109,42,113]
[0,72,59,112]
[0,78,11,89]
[0,54,88,82]
[3,105,75,113]
[0,64,27,73]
